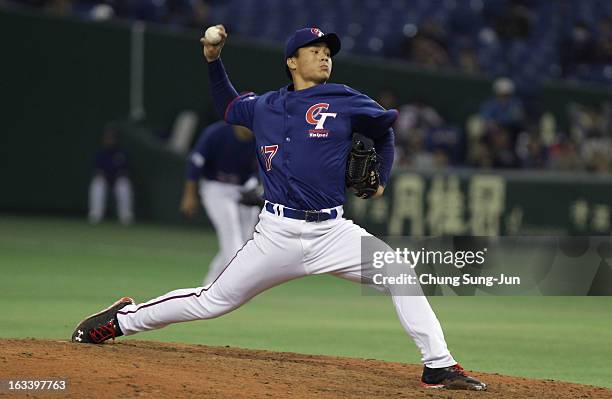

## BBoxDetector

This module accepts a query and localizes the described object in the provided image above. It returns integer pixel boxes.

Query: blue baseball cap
[284,27,341,79]
[285,27,341,59]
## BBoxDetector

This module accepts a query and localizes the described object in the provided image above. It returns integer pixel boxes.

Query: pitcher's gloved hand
[345,140,380,199]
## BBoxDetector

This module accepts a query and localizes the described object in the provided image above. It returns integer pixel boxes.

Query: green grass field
[1,215,611,388]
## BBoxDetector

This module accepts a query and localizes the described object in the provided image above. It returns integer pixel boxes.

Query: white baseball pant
[88,175,134,225]
[117,204,456,368]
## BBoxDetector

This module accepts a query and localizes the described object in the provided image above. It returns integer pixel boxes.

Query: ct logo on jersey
[305,103,337,138]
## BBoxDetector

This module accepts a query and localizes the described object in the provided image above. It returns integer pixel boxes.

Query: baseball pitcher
[72,26,486,391]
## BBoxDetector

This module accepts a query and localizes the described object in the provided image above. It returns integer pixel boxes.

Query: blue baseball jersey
[223,83,397,210]
[94,147,128,181]
[186,121,257,185]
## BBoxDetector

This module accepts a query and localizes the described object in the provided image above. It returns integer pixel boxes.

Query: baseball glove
[239,188,265,207]
[345,139,380,199]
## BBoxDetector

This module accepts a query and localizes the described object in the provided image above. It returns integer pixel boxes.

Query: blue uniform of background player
[179,121,259,285]
[88,127,134,225]
[73,26,486,391]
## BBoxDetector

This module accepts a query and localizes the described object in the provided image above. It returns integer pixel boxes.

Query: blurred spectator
[516,131,549,169]
[582,138,612,173]
[568,102,612,173]
[425,127,461,168]
[595,18,612,64]
[46,0,73,15]
[88,126,134,225]
[188,0,211,29]
[468,78,526,169]
[376,87,399,110]
[456,44,480,74]
[547,135,583,171]
[161,0,210,28]
[479,77,525,137]
[400,18,451,69]
[568,102,611,141]
[561,22,598,75]
[468,139,493,169]
[469,124,523,170]
[113,0,164,22]
[89,3,114,21]
[162,0,191,26]
[493,1,532,41]
[391,96,458,169]
[486,124,518,168]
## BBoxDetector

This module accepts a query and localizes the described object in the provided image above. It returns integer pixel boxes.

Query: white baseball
[205,26,222,45]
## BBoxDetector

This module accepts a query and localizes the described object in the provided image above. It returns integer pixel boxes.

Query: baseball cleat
[71,297,134,344]
[421,363,487,391]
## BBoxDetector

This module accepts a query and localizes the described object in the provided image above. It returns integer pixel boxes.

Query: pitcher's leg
[305,219,456,368]
[117,217,305,335]
[390,296,455,367]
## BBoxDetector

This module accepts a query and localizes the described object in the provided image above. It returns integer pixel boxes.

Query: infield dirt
[1,338,610,398]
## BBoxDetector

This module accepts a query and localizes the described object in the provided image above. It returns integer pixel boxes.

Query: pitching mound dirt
[1,338,610,398]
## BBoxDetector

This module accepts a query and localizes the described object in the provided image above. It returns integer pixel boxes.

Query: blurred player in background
[88,126,134,225]
[179,121,260,285]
